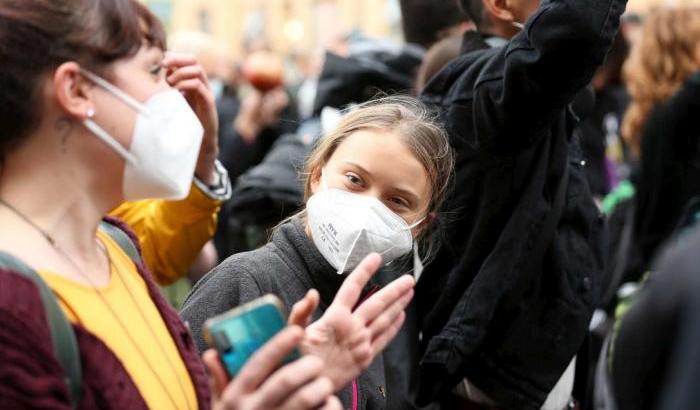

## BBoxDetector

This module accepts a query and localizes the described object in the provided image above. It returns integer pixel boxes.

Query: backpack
[0,220,142,409]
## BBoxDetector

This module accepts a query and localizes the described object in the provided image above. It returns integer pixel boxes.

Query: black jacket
[416,0,626,408]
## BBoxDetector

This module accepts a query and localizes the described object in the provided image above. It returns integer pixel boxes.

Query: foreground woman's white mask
[81,69,203,200]
[306,172,423,274]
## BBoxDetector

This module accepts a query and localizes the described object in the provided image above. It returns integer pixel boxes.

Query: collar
[271,217,346,308]
[484,36,509,48]
[271,217,394,309]
[460,30,509,54]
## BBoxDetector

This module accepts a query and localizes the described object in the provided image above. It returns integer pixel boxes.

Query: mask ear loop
[83,117,139,165]
[320,168,329,190]
[413,245,424,281]
[80,69,150,115]
[80,69,145,165]
[512,21,525,30]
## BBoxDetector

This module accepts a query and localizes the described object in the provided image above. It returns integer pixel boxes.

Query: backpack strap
[98,220,142,266]
[0,252,82,409]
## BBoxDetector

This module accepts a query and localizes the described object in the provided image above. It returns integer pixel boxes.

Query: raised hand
[162,52,219,185]
[289,253,415,391]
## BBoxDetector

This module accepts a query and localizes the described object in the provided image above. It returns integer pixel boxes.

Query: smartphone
[203,294,301,378]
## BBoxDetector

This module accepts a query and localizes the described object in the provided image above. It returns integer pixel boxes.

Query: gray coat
[181,218,388,409]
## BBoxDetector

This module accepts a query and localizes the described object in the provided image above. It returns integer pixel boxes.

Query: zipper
[352,379,359,410]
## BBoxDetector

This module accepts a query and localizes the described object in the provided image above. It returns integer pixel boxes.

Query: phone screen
[205,296,301,377]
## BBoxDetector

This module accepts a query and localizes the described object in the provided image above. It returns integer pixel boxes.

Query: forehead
[329,129,432,205]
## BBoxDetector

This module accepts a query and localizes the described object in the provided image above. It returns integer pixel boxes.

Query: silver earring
[86,108,95,118]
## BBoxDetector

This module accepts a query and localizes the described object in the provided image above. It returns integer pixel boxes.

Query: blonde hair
[622,7,700,156]
[300,95,454,264]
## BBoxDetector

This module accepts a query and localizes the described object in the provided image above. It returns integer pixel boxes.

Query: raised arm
[471,0,628,152]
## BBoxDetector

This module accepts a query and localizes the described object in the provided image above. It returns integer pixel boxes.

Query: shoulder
[181,243,290,315]
[0,268,49,329]
[421,46,503,108]
[209,243,289,287]
[0,269,72,407]
[652,228,700,292]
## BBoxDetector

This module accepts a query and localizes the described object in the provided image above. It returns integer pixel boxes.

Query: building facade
[142,0,401,58]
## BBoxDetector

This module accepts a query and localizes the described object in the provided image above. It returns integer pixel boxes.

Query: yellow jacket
[109,184,222,286]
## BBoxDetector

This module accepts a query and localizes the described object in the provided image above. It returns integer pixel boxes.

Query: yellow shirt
[110,184,222,286]
[39,230,198,410]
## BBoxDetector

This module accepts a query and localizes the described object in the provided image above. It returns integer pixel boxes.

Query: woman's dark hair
[458,0,486,29]
[0,0,166,158]
[400,0,470,48]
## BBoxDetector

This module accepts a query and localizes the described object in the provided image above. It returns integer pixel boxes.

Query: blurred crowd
[2,0,700,409]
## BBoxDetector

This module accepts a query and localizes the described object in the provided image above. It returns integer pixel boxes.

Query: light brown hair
[622,7,700,156]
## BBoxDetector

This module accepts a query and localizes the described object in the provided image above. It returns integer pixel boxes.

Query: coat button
[582,277,592,292]
[580,160,587,167]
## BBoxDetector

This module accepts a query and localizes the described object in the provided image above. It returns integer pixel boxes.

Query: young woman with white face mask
[182,96,455,409]
[0,1,415,410]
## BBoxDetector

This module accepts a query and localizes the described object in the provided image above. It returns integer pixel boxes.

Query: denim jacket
[416,0,626,408]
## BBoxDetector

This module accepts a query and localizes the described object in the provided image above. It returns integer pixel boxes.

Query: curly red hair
[622,7,700,156]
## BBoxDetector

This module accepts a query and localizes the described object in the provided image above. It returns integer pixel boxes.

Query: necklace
[0,198,193,410]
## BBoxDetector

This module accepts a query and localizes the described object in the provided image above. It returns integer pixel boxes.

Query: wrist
[193,159,232,201]
[195,146,219,185]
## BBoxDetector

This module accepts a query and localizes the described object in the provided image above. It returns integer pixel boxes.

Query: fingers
[370,311,406,355]
[279,375,334,410]
[254,355,324,407]
[167,65,210,89]
[334,253,382,308]
[231,326,304,393]
[320,396,343,410]
[202,349,228,399]
[354,274,415,323]
[163,52,202,71]
[173,78,212,104]
[367,289,413,338]
[289,289,320,327]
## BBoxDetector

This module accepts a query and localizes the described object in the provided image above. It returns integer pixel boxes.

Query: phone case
[203,294,301,377]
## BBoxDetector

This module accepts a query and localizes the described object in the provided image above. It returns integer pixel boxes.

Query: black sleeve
[180,260,265,353]
[471,0,627,152]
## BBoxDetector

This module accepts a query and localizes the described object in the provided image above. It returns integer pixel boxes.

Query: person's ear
[412,211,437,239]
[52,62,95,121]
[482,0,516,24]
[309,166,322,195]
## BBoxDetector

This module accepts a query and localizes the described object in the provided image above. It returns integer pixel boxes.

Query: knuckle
[297,386,326,408]
[277,373,296,391]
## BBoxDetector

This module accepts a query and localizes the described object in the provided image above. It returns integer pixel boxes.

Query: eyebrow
[344,161,421,205]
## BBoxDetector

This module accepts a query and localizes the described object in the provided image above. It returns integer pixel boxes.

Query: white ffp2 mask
[306,176,423,274]
[81,69,204,201]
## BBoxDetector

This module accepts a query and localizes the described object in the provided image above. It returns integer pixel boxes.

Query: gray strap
[99,220,142,266]
[0,252,82,409]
